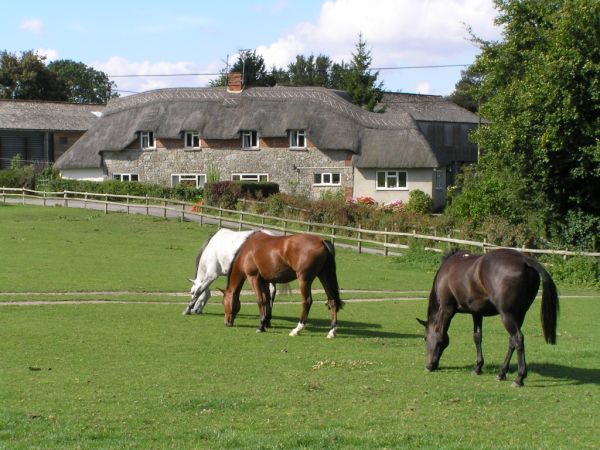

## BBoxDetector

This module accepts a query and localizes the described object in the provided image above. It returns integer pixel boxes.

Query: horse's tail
[322,240,344,310]
[525,257,560,345]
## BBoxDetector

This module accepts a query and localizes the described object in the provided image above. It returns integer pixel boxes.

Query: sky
[1,0,504,97]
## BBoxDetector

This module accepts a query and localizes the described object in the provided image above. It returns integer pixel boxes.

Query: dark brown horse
[418,248,559,387]
[220,231,343,338]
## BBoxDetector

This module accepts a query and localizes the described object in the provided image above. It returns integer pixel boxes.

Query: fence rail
[3,187,599,259]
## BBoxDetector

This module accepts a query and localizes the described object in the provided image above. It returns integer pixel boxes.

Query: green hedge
[47,178,202,202]
[204,181,279,208]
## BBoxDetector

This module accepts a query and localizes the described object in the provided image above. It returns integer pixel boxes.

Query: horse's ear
[416,318,428,328]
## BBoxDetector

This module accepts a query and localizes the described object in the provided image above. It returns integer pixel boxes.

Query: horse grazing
[221,231,343,338]
[183,229,276,315]
[418,248,559,387]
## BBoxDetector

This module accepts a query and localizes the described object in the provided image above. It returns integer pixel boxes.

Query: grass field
[1,205,599,449]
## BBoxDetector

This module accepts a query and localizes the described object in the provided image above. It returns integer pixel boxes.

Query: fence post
[104,198,108,214]
[181,203,185,221]
[2,187,5,204]
[84,193,88,209]
[239,212,243,231]
[145,196,149,216]
[332,223,336,244]
[384,227,389,256]
[22,188,26,205]
[218,208,223,229]
[163,200,167,218]
[63,191,68,208]
[127,194,130,214]
[358,224,362,254]
[283,220,288,236]
[482,238,487,253]
[43,191,47,207]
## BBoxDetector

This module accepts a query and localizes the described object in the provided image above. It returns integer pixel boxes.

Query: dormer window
[242,130,259,150]
[289,129,307,149]
[185,131,201,149]
[141,131,155,150]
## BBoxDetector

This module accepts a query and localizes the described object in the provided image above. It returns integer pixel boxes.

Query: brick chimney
[227,72,244,92]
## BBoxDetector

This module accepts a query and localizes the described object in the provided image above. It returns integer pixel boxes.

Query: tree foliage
[452,0,600,248]
[48,59,118,103]
[342,33,384,111]
[0,50,67,100]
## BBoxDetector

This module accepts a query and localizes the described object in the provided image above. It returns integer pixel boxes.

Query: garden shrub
[0,166,35,189]
[406,190,433,214]
[543,255,600,288]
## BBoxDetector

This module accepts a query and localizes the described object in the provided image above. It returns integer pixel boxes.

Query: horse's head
[417,317,449,372]
[219,288,240,327]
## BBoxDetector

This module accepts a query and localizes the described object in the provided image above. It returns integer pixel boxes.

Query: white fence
[3,187,599,259]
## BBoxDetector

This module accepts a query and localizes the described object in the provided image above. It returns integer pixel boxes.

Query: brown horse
[418,248,559,387]
[220,231,343,338]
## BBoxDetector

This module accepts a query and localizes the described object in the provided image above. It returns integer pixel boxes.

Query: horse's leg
[266,283,276,328]
[183,274,218,315]
[497,313,527,387]
[472,314,484,375]
[249,276,270,333]
[318,273,339,339]
[289,277,313,336]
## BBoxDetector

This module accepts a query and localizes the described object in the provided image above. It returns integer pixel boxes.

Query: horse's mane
[225,230,261,288]
[194,232,216,275]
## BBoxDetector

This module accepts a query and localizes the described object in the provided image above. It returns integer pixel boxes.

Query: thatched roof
[0,100,105,131]
[56,86,472,170]
[378,92,480,123]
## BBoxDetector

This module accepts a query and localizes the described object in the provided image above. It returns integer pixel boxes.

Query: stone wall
[103,136,354,199]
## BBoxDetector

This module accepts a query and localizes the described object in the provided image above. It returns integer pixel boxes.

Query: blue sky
[1,0,503,97]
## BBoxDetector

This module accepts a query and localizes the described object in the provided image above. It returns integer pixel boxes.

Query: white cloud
[91,56,220,94]
[20,18,44,34]
[36,48,59,62]
[257,0,502,69]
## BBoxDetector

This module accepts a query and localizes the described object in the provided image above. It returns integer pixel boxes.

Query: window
[140,131,155,149]
[376,170,407,190]
[289,129,307,148]
[113,173,139,182]
[171,173,206,188]
[313,172,341,186]
[184,132,200,149]
[231,173,268,182]
[434,169,444,190]
[241,130,259,149]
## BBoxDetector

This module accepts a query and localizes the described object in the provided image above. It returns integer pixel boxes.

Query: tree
[210,50,275,87]
[0,50,67,100]
[342,33,384,111]
[455,0,600,248]
[447,66,483,113]
[48,59,118,103]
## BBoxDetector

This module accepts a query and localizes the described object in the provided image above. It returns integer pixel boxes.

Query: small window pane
[332,173,340,184]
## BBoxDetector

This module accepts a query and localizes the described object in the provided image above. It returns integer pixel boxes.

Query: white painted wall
[59,169,105,182]
[353,167,447,209]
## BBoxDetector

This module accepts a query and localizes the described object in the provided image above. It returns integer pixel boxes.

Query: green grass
[1,204,599,449]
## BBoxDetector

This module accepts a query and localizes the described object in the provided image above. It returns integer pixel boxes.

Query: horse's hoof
[511,381,524,388]
[289,331,298,337]
[182,309,191,315]
[256,328,266,333]
[472,369,482,376]
[496,374,507,381]
[326,330,337,339]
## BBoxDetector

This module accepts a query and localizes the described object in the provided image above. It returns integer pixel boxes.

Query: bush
[543,255,600,288]
[406,190,433,214]
[0,166,36,188]
[204,181,279,209]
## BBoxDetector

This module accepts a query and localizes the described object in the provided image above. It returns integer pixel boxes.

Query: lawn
[1,204,599,449]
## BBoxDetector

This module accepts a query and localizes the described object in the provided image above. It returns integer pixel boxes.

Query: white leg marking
[289,322,305,336]
[327,327,337,339]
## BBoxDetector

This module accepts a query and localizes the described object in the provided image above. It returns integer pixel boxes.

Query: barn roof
[55,86,474,170]
[378,92,480,123]
[0,99,105,131]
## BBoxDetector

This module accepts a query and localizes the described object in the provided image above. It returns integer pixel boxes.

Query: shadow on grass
[201,311,421,339]
[427,363,600,387]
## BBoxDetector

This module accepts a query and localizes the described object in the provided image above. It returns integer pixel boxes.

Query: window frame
[231,173,269,182]
[140,131,155,150]
[289,129,307,149]
[184,131,201,149]
[113,173,139,182]
[241,130,259,150]
[376,170,408,190]
[434,169,444,190]
[313,172,341,186]
[171,173,206,188]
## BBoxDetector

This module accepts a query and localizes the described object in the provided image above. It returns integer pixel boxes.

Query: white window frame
[171,173,206,188]
[289,129,307,149]
[241,130,259,150]
[113,173,139,182]
[231,173,268,182]
[434,169,444,190]
[376,170,408,190]
[184,132,201,149]
[140,131,155,150]
[313,172,341,186]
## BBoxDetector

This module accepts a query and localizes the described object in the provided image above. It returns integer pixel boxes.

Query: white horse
[183,229,278,315]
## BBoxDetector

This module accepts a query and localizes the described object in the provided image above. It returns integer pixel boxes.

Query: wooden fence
[3,187,600,259]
